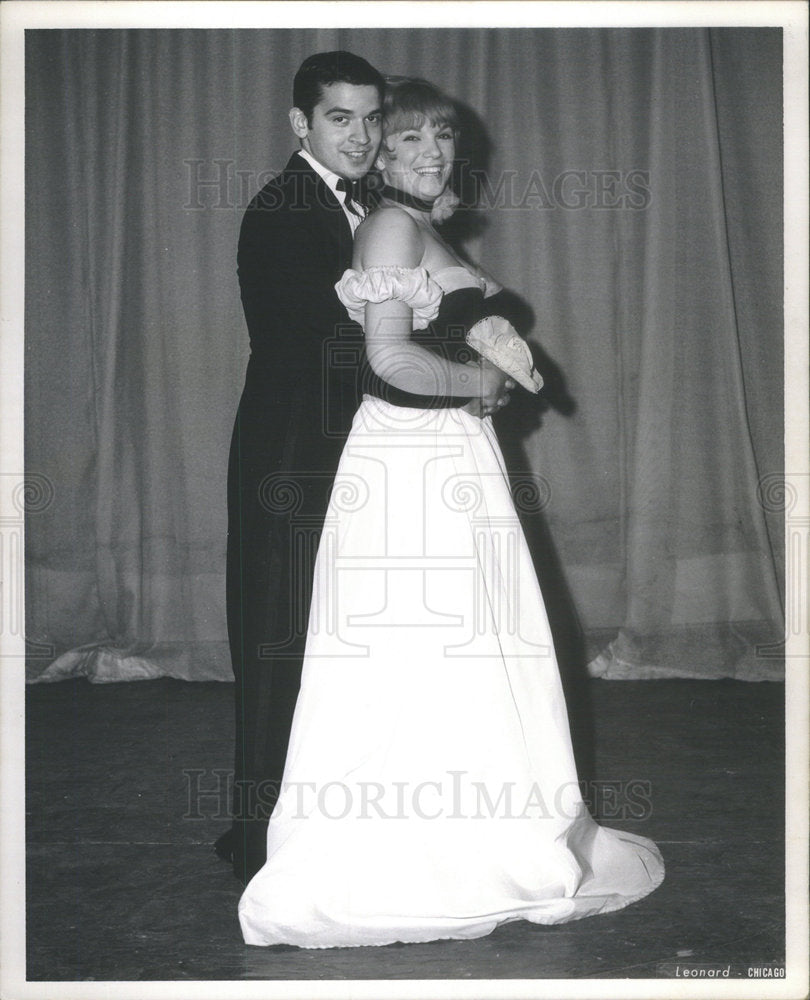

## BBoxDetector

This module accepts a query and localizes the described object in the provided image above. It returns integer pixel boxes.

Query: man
[218,51,384,883]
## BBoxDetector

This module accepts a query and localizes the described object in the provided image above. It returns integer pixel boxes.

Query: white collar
[296,149,344,198]
[295,149,365,232]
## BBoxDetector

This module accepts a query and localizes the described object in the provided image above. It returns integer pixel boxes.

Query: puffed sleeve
[335,265,443,330]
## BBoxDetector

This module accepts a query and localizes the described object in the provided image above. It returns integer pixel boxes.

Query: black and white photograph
[1,1,807,997]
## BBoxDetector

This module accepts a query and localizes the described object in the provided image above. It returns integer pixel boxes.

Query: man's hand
[430,188,460,224]
[461,359,515,418]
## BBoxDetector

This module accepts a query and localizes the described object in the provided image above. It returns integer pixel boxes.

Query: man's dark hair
[293,51,385,125]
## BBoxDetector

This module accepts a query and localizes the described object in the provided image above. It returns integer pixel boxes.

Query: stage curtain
[24,28,784,683]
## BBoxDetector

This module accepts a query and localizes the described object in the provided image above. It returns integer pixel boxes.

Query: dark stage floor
[25,677,784,983]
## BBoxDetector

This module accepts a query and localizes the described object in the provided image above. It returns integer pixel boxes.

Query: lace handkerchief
[466,316,543,393]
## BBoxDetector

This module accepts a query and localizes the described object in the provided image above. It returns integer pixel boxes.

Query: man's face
[293,82,382,181]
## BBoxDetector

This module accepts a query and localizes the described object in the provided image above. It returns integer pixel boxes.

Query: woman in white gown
[239,77,664,949]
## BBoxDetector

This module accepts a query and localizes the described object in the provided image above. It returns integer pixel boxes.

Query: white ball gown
[238,265,664,948]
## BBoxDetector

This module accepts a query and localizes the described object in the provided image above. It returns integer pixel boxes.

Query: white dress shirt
[296,149,365,235]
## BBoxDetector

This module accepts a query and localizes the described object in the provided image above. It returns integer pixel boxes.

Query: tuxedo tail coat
[225,154,361,879]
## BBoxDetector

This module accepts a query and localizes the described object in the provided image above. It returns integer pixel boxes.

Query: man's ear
[289,107,310,139]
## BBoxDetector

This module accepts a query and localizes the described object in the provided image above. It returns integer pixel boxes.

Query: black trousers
[222,370,352,883]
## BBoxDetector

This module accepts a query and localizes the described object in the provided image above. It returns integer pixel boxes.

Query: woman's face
[379,119,455,202]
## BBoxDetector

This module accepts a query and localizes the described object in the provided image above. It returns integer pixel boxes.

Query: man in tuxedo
[219,51,384,883]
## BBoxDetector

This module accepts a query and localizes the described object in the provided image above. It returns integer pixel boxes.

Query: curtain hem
[27,641,233,684]
[586,621,784,681]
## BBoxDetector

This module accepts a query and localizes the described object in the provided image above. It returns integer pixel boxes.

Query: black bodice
[362,287,514,409]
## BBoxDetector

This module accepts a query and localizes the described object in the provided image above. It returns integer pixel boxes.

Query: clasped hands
[462,357,515,419]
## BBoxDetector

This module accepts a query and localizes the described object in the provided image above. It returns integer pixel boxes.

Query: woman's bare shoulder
[354,207,423,268]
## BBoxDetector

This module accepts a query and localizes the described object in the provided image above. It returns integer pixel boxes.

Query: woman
[239,78,664,949]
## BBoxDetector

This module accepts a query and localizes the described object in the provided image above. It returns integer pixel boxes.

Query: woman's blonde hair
[381,76,459,151]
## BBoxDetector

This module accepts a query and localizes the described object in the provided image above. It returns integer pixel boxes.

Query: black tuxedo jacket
[238,152,361,409]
